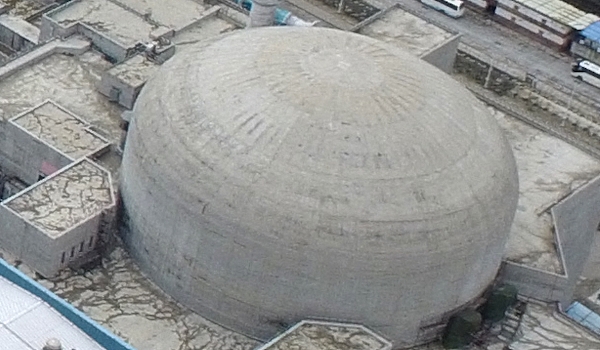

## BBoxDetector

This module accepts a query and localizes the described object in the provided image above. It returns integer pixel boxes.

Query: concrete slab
[0,14,40,44]
[4,160,113,238]
[171,15,238,46]
[358,6,452,57]
[509,303,600,350]
[11,101,110,159]
[491,107,600,274]
[105,54,158,89]
[258,321,392,350]
[48,0,159,47]
[114,0,208,29]
[0,50,124,143]
[4,0,46,18]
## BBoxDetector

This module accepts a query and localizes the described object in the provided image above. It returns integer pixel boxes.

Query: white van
[420,0,465,18]
[571,60,600,89]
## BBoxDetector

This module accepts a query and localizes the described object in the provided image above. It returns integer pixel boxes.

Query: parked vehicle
[571,60,600,89]
[421,0,465,18]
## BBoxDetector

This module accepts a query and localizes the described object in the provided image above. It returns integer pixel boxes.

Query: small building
[467,0,598,50]
[0,159,115,277]
[571,20,600,65]
[355,4,461,74]
[0,101,115,277]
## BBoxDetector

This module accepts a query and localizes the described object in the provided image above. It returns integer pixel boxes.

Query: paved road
[370,0,600,105]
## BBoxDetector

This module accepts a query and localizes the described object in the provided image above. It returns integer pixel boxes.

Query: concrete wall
[54,216,102,272]
[0,121,71,185]
[421,34,461,74]
[501,175,600,307]
[552,175,600,305]
[0,193,103,277]
[500,262,569,302]
[99,70,142,110]
[0,204,56,277]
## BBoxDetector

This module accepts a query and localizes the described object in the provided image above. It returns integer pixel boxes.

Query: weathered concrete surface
[113,0,208,29]
[0,246,259,350]
[259,322,391,350]
[48,0,159,47]
[489,107,600,273]
[12,101,109,159]
[0,50,123,143]
[4,160,113,238]
[122,27,518,347]
[358,6,451,57]
[509,303,600,350]
[171,16,237,46]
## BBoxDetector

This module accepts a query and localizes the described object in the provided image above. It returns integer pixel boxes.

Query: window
[70,247,75,258]
[61,252,65,264]
[79,241,84,252]
[88,236,94,248]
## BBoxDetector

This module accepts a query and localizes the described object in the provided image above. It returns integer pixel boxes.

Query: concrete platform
[4,160,113,238]
[490,106,600,274]
[358,6,453,56]
[11,100,110,160]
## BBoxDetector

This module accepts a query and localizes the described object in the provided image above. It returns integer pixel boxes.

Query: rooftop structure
[10,100,110,160]
[3,159,114,238]
[0,274,105,349]
[257,321,392,350]
[356,4,460,73]
[121,26,518,348]
[494,109,600,274]
[0,158,115,277]
[0,255,134,350]
[357,6,452,57]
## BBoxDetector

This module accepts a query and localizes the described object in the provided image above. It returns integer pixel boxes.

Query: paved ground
[366,0,600,105]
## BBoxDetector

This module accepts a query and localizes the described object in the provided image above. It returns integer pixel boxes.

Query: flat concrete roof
[171,15,238,46]
[258,321,392,350]
[3,159,114,238]
[358,6,453,56]
[49,0,161,47]
[106,54,159,89]
[0,274,105,349]
[11,100,110,159]
[3,0,46,18]
[0,51,124,143]
[492,107,600,274]
[115,0,208,29]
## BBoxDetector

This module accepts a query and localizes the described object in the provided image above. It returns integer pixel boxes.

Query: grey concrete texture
[120,27,519,348]
[421,34,461,75]
[552,175,600,305]
[0,119,71,184]
[0,159,115,277]
[500,167,600,306]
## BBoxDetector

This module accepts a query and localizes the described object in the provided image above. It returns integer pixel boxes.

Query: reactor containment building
[120,27,519,348]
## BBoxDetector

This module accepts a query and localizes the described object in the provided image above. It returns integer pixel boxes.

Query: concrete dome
[121,27,518,347]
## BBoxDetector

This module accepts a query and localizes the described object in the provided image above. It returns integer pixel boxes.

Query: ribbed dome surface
[120,27,518,348]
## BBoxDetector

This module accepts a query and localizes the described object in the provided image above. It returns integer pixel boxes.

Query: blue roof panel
[581,21,600,42]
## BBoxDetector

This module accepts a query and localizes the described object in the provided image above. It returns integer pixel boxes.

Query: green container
[442,309,482,349]
[482,284,518,322]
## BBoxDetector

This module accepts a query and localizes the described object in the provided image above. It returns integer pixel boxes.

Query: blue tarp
[566,301,600,334]
[581,21,600,43]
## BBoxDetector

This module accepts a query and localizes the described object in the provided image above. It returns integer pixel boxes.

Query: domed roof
[121,27,519,347]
